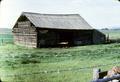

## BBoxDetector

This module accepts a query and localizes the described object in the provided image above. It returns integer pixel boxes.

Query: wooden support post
[93,68,101,80]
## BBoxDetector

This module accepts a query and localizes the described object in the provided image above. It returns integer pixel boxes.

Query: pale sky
[0,0,120,29]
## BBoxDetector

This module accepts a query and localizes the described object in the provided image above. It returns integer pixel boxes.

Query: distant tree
[101,28,109,30]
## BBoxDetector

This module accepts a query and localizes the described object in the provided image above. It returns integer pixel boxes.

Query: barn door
[59,31,73,46]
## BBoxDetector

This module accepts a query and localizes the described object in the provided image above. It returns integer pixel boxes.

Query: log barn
[12,12,105,48]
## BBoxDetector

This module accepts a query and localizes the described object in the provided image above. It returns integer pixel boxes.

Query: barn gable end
[13,15,37,48]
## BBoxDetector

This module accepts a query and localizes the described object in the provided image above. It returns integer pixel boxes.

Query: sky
[0,0,120,29]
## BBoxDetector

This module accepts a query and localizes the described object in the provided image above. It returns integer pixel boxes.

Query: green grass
[0,34,13,45]
[0,43,120,82]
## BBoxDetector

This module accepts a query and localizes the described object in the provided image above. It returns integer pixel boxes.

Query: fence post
[93,68,101,80]
[1,39,3,45]
[0,39,3,45]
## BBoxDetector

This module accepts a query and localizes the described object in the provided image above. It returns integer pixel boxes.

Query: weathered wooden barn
[12,12,105,48]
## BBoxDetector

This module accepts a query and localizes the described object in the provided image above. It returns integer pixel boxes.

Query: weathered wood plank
[13,21,37,48]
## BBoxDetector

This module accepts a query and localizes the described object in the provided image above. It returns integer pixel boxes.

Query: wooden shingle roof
[21,12,94,30]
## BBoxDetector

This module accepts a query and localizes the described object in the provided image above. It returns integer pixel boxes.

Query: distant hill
[111,28,120,30]
[0,28,12,33]
[109,27,120,30]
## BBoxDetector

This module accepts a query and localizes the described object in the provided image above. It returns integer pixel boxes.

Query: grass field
[100,29,120,39]
[0,29,120,82]
[0,34,13,45]
[0,28,13,45]
[1,44,120,82]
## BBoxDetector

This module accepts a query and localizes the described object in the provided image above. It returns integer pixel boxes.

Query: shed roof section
[21,12,94,30]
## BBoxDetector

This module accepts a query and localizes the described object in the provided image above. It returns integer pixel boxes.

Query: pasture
[0,29,120,82]
[0,28,13,45]
[0,33,13,45]
[100,29,120,39]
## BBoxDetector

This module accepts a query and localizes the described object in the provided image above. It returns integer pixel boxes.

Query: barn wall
[93,30,106,44]
[13,21,37,48]
[37,29,58,47]
[73,30,93,45]
[37,29,94,47]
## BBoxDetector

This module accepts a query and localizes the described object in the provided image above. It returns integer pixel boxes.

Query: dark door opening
[59,31,73,46]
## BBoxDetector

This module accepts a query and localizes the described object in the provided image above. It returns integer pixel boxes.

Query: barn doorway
[58,31,74,46]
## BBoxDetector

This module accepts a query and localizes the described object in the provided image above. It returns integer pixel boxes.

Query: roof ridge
[22,12,80,16]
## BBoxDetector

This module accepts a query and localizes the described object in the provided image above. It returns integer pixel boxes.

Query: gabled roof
[20,12,94,30]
